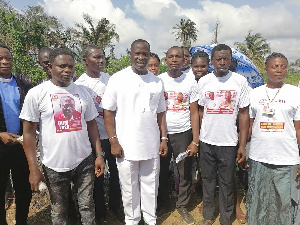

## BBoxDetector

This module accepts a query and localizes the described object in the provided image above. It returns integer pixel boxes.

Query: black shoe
[110,208,125,223]
[177,207,194,225]
[156,206,171,218]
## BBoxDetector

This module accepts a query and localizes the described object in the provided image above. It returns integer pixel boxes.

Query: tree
[234,31,271,72]
[105,55,131,75]
[76,14,119,57]
[211,20,220,44]
[172,18,198,48]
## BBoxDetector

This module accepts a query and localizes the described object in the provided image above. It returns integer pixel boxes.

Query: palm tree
[234,31,271,71]
[76,14,120,56]
[172,18,198,48]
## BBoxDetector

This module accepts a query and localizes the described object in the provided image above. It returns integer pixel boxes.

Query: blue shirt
[0,77,21,134]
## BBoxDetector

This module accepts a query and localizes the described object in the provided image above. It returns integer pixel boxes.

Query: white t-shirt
[20,81,98,172]
[249,84,300,165]
[198,71,250,146]
[75,72,110,139]
[102,66,166,161]
[182,67,191,74]
[158,72,198,134]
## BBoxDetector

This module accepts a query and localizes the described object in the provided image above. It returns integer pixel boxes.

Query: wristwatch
[95,152,105,158]
[192,141,199,147]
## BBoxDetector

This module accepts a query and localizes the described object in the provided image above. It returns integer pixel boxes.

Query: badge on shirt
[263,103,275,116]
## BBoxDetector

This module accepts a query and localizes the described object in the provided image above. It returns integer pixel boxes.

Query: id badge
[263,103,275,115]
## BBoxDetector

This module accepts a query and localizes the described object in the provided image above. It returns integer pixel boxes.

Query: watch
[192,141,199,147]
[95,152,105,158]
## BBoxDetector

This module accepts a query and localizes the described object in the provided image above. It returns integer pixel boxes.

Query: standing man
[102,39,168,225]
[75,45,123,224]
[38,47,52,79]
[0,44,33,225]
[157,46,199,224]
[198,44,249,225]
[20,48,105,225]
[181,46,191,74]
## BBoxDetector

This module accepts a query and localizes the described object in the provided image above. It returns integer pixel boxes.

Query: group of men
[1,39,299,225]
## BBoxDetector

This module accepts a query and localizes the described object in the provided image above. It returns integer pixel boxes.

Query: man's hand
[0,132,22,145]
[236,146,246,164]
[159,140,168,157]
[110,139,124,158]
[186,142,198,157]
[95,156,105,177]
[297,164,300,181]
[239,160,249,171]
[29,169,45,192]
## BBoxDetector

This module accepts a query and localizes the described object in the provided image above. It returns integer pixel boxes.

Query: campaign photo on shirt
[205,90,237,114]
[51,93,83,133]
[165,91,189,112]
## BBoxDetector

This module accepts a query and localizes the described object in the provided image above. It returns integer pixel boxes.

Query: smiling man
[102,39,168,225]
[20,48,105,225]
[198,44,250,225]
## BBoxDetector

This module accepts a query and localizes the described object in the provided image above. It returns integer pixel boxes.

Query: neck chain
[265,84,283,104]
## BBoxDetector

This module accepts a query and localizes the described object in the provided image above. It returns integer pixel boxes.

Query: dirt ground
[6,189,247,225]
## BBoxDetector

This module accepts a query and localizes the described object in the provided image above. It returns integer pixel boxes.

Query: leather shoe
[177,207,194,224]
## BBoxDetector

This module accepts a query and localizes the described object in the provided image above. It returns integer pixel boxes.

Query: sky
[6,0,300,62]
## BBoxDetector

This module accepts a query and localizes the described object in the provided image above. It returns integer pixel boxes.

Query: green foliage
[158,62,168,75]
[284,71,300,86]
[75,62,86,78]
[12,54,46,85]
[75,14,119,58]
[172,18,198,48]
[234,31,271,73]
[105,55,131,75]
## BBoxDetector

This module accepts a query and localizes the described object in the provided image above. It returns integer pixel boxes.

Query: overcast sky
[7,0,300,62]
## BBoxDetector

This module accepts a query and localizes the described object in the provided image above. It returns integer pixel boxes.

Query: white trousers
[116,157,160,225]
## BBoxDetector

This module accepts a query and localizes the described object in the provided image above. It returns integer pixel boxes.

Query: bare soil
[6,189,246,225]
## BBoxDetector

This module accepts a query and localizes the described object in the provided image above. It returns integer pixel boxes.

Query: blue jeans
[43,154,96,225]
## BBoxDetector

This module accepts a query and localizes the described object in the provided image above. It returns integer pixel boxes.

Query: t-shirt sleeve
[294,88,300,121]
[102,78,117,111]
[84,91,99,122]
[19,88,40,122]
[198,82,205,106]
[189,80,199,103]
[238,81,250,108]
[157,84,166,113]
[249,89,256,119]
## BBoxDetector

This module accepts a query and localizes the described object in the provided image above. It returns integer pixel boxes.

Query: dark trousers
[158,129,193,209]
[200,142,237,225]
[94,139,122,220]
[0,143,32,225]
[43,154,95,225]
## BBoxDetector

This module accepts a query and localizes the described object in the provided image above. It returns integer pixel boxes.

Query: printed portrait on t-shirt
[165,91,188,112]
[92,94,104,117]
[205,90,237,114]
[51,94,83,133]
